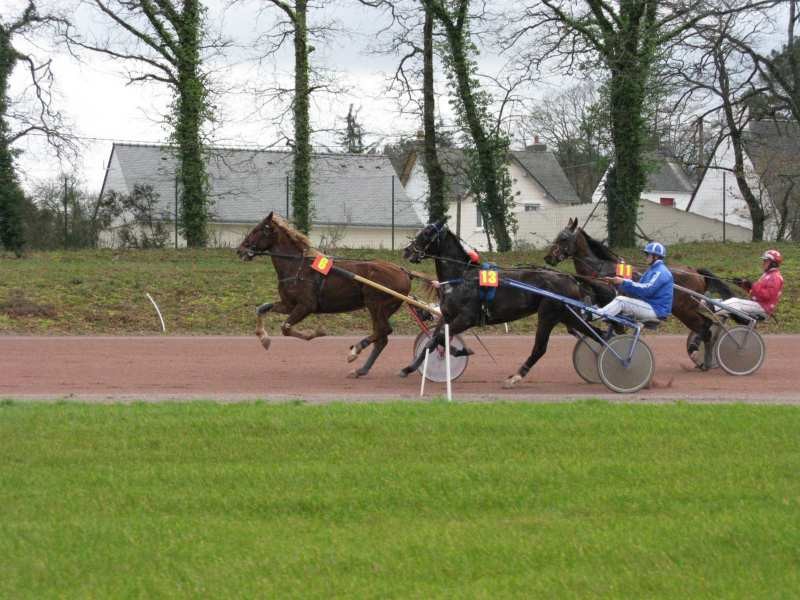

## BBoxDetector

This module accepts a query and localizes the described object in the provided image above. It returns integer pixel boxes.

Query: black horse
[401,220,608,388]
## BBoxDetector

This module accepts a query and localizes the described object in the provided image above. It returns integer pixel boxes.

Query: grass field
[1,241,798,336]
[2,401,799,598]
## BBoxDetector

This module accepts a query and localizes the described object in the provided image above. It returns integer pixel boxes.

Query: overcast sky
[8,0,534,194]
[7,0,790,194]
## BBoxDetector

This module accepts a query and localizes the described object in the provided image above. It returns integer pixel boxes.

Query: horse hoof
[347,369,365,379]
[346,346,359,363]
[503,374,523,389]
[259,337,271,351]
[398,369,409,379]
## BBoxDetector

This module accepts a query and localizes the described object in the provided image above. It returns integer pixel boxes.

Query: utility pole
[63,175,69,249]
[391,175,395,250]
[722,171,727,243]
[175,174,179,249]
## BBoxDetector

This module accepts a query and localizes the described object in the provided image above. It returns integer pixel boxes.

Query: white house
[400,142,581,250]
[98,143,423,249]
[688,119,800,239]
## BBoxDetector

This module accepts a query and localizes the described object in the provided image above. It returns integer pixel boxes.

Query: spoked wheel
[686,325,721,370]
[714,326,765,376]
[597,334,655,394]
[413,331,469,382]
[572,335,602,384]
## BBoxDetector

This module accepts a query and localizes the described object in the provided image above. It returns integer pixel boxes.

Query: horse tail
[401,268,438,299]
[697,268,734,299]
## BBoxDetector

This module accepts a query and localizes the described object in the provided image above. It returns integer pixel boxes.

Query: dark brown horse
[237,212,411,377]
[544,218,733,368]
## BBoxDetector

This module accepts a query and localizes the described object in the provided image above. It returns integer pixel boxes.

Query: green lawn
[2,401,799,598]
[0,241,798,335]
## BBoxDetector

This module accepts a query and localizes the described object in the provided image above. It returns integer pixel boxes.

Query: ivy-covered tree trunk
[422,5,447,223]
[0,28,25,255]
[174,0,208,247]
[426,0,513,251]
[607,59,647,247]
[291,0,312,234]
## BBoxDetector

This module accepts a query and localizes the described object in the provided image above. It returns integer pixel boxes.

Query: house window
[659,197,675,207]
[524,203,541,212]
[476,208,483,229]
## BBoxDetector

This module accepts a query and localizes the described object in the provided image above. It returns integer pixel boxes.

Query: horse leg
[347,336,373,363]
[280,304,325,341]
[504,311,558,388]
[399,314,472,378]
[255,301,291,351]
[348,300,400,376]
[399,322,445,378]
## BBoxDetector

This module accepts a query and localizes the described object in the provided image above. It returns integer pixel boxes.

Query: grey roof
[510,149,581,204]
[406,146,580,204]
[102,143,423,228]
[645,155,695,194]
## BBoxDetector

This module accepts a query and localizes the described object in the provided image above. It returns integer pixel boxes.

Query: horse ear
[569,217,577,231]
[266,211,274,223]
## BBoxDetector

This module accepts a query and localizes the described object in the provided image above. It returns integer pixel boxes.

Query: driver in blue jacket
[591,241,674,323]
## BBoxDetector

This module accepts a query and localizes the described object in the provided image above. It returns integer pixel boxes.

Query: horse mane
[579,228,619,262]
[270,214,315,254]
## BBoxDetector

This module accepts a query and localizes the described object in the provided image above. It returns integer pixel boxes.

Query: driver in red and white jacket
[721,249,784,320]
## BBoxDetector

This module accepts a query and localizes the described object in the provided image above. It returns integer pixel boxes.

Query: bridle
[406,222,447,261]
[547,228,577,264]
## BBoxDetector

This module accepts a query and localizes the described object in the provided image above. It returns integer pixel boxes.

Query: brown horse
[544,218,734,368]
[237,212,411,377]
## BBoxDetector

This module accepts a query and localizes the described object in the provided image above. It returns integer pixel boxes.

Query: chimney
[526,135,547,152]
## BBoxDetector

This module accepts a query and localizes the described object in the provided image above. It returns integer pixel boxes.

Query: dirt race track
[2,334,800,403]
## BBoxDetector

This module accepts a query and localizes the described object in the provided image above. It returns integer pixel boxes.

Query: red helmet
[761,249,783,265]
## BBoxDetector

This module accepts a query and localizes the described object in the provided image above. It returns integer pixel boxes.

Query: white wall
[515,201,751,248]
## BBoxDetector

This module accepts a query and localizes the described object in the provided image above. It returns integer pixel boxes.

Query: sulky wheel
[597,334,655,394]
[686,325,721,370]
[413,331,469,383]
[714,326,765,376]
[572,335,602,384]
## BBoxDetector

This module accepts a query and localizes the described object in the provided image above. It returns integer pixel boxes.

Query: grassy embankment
[2,401,799,597]
[1,241,797,335]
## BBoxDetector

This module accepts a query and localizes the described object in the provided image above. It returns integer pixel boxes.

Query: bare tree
[724,0,800,123]
[673,14,776,239]
[517,82,610,202]
[1,1,73,255]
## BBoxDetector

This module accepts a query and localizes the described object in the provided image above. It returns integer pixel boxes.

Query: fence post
[456,194,462,237]
[391,175,395,251]
[286,175,290,219]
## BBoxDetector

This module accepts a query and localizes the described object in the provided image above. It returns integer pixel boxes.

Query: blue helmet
[643,241,666,258]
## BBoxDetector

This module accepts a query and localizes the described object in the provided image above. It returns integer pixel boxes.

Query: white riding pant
[595,296,658,322]
[719,297,767,320]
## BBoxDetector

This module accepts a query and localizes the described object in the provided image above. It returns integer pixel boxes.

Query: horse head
[237,211,280,261]
[403,219,447,264]
[544,217,579,266]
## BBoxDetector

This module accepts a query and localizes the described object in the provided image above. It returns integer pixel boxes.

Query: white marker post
[419,347,430,396]
[145,293,166,333]
[444,323,452,402]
